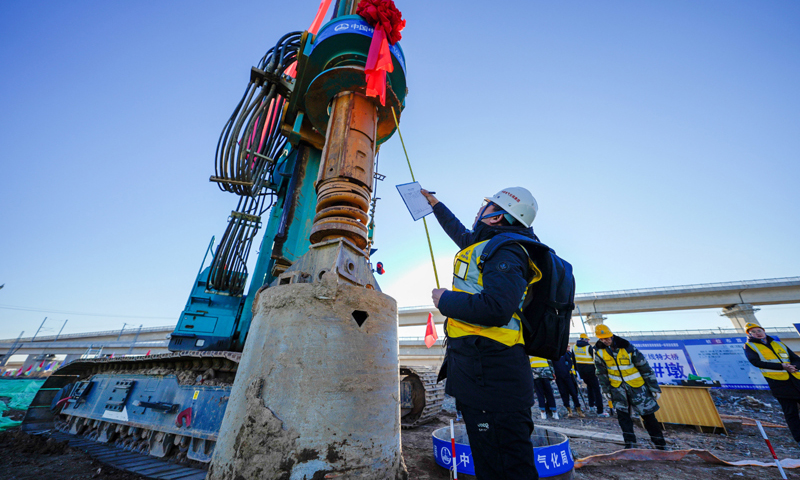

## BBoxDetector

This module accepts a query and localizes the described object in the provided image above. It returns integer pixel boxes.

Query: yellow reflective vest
[530,357,549,368]
[446,239,541,347]
[598,347,645,388]
[573,345,594,364]
[746,340,800,381]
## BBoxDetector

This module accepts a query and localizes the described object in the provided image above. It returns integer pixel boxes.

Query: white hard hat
[485,187,538,227]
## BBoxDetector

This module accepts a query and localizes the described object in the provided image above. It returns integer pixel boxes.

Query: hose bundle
[207,32,301,295]
[214,31,302,197]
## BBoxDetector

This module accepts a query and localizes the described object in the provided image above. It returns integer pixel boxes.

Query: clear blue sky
[1,1,799,340]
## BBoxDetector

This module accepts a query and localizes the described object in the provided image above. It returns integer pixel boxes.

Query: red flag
[308,0,334,35]
[145,350,151,356]
[284,0,333,78]
[424,312,439,348]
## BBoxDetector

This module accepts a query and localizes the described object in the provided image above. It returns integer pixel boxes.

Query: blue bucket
[432,424,574,478]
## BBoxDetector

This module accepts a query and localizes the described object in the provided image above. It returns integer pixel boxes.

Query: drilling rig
[21,2,442,478]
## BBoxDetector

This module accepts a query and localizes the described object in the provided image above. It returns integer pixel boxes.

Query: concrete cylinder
[208,273,406,480]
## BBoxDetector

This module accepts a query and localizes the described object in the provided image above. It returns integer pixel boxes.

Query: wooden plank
[538,425,625,445]
[719,414,786,428]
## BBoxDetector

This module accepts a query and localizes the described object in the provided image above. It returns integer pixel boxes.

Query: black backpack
[480,233,575,361]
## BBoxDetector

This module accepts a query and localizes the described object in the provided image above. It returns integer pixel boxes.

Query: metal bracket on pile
[272,237,380,290]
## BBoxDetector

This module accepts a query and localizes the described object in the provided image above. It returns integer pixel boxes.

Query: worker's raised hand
[420,189,439,207]
[431,288,446,308]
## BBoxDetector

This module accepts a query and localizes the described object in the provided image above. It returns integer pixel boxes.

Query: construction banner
[630,340,695,384]
[628,337,772,390]
[683,338,769,390]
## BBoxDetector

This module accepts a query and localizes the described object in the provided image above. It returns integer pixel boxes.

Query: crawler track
[22,354,443,478]
[400,366,445,429]
[42,430,207,480]
[22,352,240,472]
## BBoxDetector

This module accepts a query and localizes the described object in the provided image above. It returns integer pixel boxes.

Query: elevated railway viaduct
[2,277,799,370]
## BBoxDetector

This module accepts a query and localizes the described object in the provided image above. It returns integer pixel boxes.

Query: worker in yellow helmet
[594,324,666,450]
[571,333,607,417]
[744,323,800,447]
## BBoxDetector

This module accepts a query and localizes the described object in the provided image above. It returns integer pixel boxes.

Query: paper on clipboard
[396,181,433,221]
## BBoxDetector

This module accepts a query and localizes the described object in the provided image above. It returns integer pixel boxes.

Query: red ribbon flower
[356,0,405,106]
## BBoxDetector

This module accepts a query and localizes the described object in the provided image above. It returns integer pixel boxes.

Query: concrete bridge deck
[399,276,800,333]
[3,277,799,369]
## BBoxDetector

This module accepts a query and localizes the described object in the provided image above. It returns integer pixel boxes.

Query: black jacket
[552,352,574,380]
[744,335,800,399]
[434,202,537,411]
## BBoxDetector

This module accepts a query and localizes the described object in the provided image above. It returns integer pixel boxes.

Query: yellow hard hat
[745,323,762,333]
[579,333,589,339]
[595,324,613,339]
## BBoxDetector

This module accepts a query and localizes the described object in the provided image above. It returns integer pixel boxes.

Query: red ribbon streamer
[357,0,405,106]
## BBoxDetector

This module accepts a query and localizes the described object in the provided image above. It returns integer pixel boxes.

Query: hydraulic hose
[206,31,300,295]
[214,31,301,197]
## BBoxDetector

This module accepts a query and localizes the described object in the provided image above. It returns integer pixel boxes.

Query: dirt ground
[3,389,800,479]
[404,388,800,479]
[0,430,145,480]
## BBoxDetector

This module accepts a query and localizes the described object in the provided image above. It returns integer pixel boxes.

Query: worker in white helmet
[744,323,800,447]
[421,187,541,480]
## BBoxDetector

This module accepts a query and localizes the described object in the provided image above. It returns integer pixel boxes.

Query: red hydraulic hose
[54,396,74,409]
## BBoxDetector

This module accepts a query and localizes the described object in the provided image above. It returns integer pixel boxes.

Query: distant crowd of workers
[529,324,666,450]
[529,322,800,453]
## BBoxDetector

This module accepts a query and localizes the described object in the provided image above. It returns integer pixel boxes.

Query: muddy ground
[0,430,145,480]
[2,389,800,479]
[403,388,800,479]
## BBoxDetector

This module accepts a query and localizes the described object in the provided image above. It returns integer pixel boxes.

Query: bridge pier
[721,303,761,334]
[584,313,607,328]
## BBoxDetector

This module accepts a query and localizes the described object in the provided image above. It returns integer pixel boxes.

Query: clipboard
[396,181,433,221]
